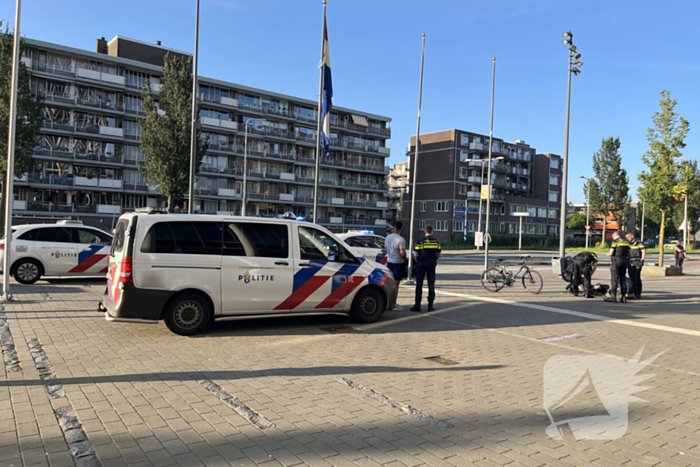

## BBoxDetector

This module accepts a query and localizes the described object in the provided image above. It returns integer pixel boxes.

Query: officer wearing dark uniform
[571,251,598,298]
[605,231,631,303]
[410,225,441,312]
[626,232,646,299]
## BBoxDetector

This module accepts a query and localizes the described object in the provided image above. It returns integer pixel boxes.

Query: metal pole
[559,42,573,271]
[2,0,22,301]
[684,187,689,247]
[312,0,327,224]
[585,180,590,250]
[476,160,485,251]
[406,33,426,284]
[187,0,200,215]
[640,200,645,242]
[483,57,496,270]
[242,121,249,217]
[519,217,523,251]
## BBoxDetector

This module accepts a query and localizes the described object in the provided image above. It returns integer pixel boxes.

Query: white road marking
[436,289,700,338]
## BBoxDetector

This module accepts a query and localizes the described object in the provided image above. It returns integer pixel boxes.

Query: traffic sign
[475,231,484,247]
[585,225,591,231]
[511,212,530,217]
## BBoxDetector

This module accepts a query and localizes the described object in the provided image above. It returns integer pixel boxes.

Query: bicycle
[480,255,544,294]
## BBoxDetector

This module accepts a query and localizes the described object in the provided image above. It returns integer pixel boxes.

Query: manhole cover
[424,356,459,365]
[320,325,362,334]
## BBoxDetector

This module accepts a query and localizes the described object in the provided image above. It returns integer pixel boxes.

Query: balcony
[28,173,73,186]
[280,173,295,181]
[218,188,239,199]
[42,92,76,106]
[201,117,238,131]
[99,126,124,137]
[467,176,484,184]
[76,68,125,86]
[378,147,391,156]
[97,205,121,214]
[13,200,26,211]
[42,121,74,132]
[32,63,75,77]
[469,142,486,152]
[279,193,295,202]
[77,97,123,112]
[467,191,481,199]
[34,148,75,160]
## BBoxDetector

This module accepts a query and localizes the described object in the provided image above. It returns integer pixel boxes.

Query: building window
[549,191,558,202]
[499,223,505,232]
[550,158,560,170]
[454,201,465,209]
[459,184,468,195]
[500,204,506,215]
[549,208,557,219]
[528,207,537,217]
[460,151,469,162]
[419,201,426,212]
[549,175,560,186]
[434,220,448,231]
[460,134,469,146]
[459,167,468,178]
[419,220,426,230]
[538,208,547,218]
[453,220,464,231]
[434,201,449,212]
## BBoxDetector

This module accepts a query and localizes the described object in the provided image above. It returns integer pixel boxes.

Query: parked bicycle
[480,255,543,294]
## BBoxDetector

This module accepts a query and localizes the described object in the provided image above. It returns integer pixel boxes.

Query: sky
[4,0,700,203]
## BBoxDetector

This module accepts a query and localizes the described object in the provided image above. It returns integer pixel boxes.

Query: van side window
[299,226,356,263]
[111,220,128,255]
[224,223,288,258]
[141,222,222,255]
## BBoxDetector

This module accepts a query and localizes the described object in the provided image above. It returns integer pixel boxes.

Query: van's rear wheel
[351,288,385,323]
[12,259,43,285]
[164,293,211,336]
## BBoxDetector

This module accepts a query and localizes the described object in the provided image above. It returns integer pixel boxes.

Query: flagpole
[483,57,496,269]
[312,0,327,224]
[2,0,22,301]
[188,0,200,215]
[406,33,426,285]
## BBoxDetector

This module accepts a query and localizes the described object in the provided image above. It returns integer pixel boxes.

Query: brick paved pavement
[1,257,699,466]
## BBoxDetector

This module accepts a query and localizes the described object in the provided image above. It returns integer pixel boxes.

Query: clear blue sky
[6,0,700,203]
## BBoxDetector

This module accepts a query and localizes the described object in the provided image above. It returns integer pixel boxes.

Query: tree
[139,53,208,213]
[673,159,700,244]
[638,90,689,267]
[567,211,586,232]
[592,136,630,241]
[396,192,403,221]
[0,23,44,231]
[585,178,606,246]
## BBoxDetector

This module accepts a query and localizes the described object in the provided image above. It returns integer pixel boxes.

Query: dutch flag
[319,12,333,157]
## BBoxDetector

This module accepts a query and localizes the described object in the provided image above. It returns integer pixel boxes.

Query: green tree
[638,90,689,267]
[567,211,586,231]
[139,53,208,213]
[673,160,700,243]
[592,136,630,240]
[585,178,606,246]
[0,23,44,230]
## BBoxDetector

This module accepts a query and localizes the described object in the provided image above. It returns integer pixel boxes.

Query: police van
[0,220,113,284]
[337,231,387,264]
[100,212,397,335]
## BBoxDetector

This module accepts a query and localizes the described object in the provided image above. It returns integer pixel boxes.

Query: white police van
[100,212,397,335]
[337,231,387,264]
[0,220,113,284]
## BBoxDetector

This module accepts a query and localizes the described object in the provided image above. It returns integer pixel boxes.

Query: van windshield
[111,219,128,256]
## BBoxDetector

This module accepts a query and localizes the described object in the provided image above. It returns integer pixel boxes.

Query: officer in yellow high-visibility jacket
[410,225,441,313]
[605,231,631,303]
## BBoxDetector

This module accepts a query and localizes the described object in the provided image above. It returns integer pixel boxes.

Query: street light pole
[1,0,22,301]
[188,0,200,215]
[477,156,503,251]
[640,200,645,243]
[559,31,583,273]
[406,33,426,285]
[241,119,253,217]
[483,57,497,270]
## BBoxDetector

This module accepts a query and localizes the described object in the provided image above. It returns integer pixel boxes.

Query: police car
[100,212,397,335]
[0,220,113,284]
[337,231,387,265]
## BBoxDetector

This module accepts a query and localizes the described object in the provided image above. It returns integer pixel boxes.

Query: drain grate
[424,356,459,365]
[320,325,362,334]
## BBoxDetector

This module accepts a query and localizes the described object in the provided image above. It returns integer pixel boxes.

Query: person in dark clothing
[570,251,598,298]
[605,231,631,303]
[410,225,441,313]
[626,232,646,299]
[674,241,686,268]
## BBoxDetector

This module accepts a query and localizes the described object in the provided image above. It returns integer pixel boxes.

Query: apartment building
[402,129,562,243]
[13,36,392,234]
[388,161,409,193]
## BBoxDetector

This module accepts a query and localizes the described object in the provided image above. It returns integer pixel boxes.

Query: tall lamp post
[580,175,591,250]
[476,156,504,251]
[187,0,201,214]
[558,31,583,273]
[483,57,497,269]
[241,119,255,217]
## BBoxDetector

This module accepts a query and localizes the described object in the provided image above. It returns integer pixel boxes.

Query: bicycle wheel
[481,266,507,292]
[522,269,543,294]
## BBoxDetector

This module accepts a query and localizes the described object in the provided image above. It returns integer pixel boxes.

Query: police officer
[605,231,631,303]
[410,225,441,312]
[626,232,645,299]
[571,251,598,298]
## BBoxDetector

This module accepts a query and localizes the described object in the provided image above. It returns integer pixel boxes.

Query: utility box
[552,256,571,276]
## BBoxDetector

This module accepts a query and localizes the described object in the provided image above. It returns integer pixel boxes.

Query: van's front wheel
[351,288,385,323]
[164,293,211,336]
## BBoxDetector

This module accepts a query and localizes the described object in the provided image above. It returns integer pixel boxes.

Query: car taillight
[0,243,4,250]
[120,257,133,283]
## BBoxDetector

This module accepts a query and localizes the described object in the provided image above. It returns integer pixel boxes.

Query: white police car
[337,231,387,265]
[0,220,113,284]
